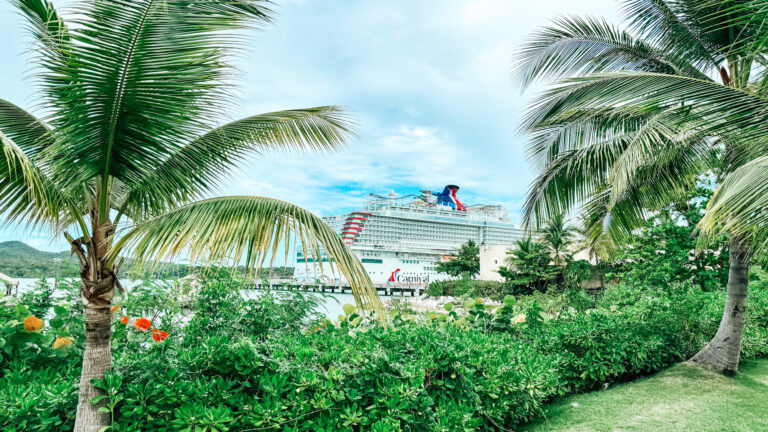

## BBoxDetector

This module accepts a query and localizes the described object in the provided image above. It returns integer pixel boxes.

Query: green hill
[0,241,79,278]
[0,241,294,279]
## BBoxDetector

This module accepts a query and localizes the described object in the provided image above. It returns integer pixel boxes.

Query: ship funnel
[436,185,466,211]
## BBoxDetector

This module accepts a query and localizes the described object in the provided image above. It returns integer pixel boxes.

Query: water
[15,278,381,319]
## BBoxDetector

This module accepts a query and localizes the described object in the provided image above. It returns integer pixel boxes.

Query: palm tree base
[689,238,749,375]
[690,337,741,375]
[74,302,112,432]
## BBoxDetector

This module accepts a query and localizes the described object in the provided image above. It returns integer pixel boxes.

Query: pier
[244,282,426,297]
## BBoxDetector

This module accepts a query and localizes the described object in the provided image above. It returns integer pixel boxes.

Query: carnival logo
[388,268,429,284]
[388,268,401,282]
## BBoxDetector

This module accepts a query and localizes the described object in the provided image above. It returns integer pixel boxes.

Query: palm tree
[1,1,382,430]
[500,238,559,294]
[541,212,577,268]
[513,0,768,374]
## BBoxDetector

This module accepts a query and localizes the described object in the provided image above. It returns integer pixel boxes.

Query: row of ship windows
[298,258,436,269]
[367,271,438,275]
[337,227,479,234]
[297,258,334,263]
[357,225,479,232]
[355,235,479,241]
[298,270,439,276]
[365,223,477,228]
[355,227,515,234]
[362,259,437,271]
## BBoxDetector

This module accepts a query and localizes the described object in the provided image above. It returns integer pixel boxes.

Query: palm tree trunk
[74,297,112,431]
[690,237,749,374]
[72,216,116,431]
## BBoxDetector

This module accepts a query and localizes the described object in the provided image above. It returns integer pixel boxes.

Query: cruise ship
[294,185,529,285]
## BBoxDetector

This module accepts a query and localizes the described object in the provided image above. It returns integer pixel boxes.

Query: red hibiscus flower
[151,328,168,342]
[120,316,129,325]
[134,318,151,331]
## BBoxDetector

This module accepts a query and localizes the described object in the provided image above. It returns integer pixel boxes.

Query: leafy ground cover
[1,275,767,431]
[521,358,768,432]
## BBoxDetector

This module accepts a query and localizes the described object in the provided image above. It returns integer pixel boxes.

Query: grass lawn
[521,358,768,432]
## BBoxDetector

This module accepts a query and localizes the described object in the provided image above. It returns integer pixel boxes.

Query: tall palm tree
[513,0,768,374]
[1,1,382,430]
[541,212,577,267]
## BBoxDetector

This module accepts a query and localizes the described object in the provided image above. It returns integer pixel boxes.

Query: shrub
[55,324,561,432]
[743,274,768,358]
[185,275,325,340]
[2,273,768,431]
[426,278,509,300]
[19,278,56,318]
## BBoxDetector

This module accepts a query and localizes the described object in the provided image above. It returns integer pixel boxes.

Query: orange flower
[110,305,120,313]
[24,316,43,332]
[120,316,129,325]
[430,314,436,319]
[53,336,73,349]
[134,318,151,331]
[151,328,168,342]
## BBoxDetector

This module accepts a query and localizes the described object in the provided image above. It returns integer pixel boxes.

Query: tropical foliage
[428,232,596,298]
[514,0,768,373]
[435,240,480,278]
[606,182,730,291]
[4,272,768,431]
[541,212,577,268]
[498,239,561,295]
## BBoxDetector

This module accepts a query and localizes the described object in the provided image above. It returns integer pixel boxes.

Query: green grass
[521,358,768,432]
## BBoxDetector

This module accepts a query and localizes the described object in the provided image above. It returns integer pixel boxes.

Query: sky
[0,0,618,251]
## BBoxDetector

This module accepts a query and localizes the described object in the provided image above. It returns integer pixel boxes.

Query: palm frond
[525,106,665,169]
[39,0,275,218]
[523,103,709,255]
[122,107,355,219]
[518,0,768,259]
[620,0,723,72]
[0,99,90,234]
[513,15,708,90]
[11,0,69,52]
[523,103,710,226]
[699,155,768,252]
[0,98,53,157]
[0,125,66,231]
[525,72,768,142]
[111,196,384,316]
[578,168,692,260]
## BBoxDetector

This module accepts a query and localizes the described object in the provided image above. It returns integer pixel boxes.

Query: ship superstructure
[294,185,529,285]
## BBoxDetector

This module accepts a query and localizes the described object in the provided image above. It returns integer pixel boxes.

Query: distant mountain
[0,241,293,279]
[0,241,79,278]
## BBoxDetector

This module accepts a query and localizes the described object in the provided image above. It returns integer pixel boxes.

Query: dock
[244,282,426,297]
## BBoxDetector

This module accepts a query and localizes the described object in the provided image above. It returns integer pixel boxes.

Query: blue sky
[0,0,618,251]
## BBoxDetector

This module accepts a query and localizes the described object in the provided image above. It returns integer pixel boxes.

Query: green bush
[2,274,768,431]
[426,278,509,300]
[101,325,560,432]
[533,288,713,391]
[743,274,768,358]
[184,276,326,340]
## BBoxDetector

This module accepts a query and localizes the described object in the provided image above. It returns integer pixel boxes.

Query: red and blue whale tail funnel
[436,185,466,211]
